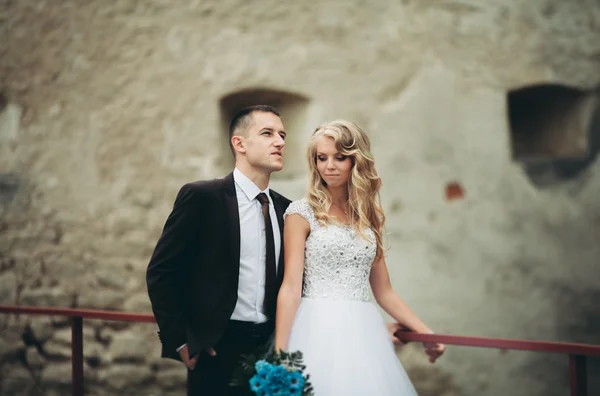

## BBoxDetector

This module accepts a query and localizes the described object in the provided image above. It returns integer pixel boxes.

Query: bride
[274,120,445,395]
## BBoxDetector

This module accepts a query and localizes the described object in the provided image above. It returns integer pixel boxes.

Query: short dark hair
[228,105,281,156]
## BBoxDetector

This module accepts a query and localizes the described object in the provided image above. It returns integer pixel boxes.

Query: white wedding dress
[284,199,418,395]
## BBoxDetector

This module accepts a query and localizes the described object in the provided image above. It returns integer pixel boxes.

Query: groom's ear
[231,135,246,155]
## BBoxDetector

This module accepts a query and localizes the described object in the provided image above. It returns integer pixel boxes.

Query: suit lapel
[222,172,241,271]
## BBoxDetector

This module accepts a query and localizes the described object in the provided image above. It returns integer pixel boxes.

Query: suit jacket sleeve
[146,183,203,352]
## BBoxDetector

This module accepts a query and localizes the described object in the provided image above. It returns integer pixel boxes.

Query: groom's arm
[146,183,203,354]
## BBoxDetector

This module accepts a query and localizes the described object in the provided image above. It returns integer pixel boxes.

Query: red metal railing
[1,305,599,396]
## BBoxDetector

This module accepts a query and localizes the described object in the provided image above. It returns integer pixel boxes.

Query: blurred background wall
[1,0,599,395]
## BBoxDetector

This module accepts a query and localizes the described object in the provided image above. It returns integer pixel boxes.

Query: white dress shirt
[230,167,281,323]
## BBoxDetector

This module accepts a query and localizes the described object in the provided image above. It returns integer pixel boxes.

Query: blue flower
[248,358,308,395]
[263,365,290,395]
[249,375,264,393]
[287,371,305,392]
[268,364,288,380]
[255,360,271,376]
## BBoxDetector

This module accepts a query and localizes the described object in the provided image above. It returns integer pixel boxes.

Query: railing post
[71,316,84,396]
[569,354,587,396]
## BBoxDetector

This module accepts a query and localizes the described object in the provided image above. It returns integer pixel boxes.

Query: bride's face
[315,136,352,188]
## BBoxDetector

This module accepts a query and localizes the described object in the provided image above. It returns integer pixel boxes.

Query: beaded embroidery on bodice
[284,199,377,301]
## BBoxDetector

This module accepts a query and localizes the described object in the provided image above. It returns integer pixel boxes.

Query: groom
[146,105,290,395]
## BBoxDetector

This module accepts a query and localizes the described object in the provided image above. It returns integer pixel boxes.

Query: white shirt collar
[233,168,272,203]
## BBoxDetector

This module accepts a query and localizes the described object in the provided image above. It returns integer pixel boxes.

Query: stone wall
[1,0,599,395]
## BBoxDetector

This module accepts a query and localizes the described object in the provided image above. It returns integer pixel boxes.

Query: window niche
[218,89,310,180]
[507,84,599,187]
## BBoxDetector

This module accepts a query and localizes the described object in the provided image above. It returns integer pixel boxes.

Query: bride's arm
[274,214,310,352]
[369,255,433,334]
[370,255,445,363]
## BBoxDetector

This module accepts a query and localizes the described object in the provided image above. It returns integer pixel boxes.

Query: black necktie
[256,193,277,319]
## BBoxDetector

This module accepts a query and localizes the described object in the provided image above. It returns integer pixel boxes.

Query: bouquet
[231,349,314,395]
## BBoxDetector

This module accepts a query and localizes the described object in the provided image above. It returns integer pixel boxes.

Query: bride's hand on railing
[418,329,445,363]
[423,340,445,363]
[387,322,446,363]
[387,322,421,347]
[386,322,408,346]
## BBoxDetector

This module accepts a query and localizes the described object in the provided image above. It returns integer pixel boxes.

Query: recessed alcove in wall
[507,84,599,187]
[218,89,310,180]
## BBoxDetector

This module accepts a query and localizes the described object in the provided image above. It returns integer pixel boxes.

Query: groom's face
[241,111,287,173]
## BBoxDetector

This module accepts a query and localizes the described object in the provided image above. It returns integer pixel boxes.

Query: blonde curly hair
[306,120,386,257]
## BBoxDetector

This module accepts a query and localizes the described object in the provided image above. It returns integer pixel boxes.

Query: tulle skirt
[287,298,418,395]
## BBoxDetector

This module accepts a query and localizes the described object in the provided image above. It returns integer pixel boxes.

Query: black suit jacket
[146,172,291,360]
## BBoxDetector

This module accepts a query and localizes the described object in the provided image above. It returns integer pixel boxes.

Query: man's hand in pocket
[178,345,217,371]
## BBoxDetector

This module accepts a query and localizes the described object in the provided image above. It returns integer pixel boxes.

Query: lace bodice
[284,199,377,302]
